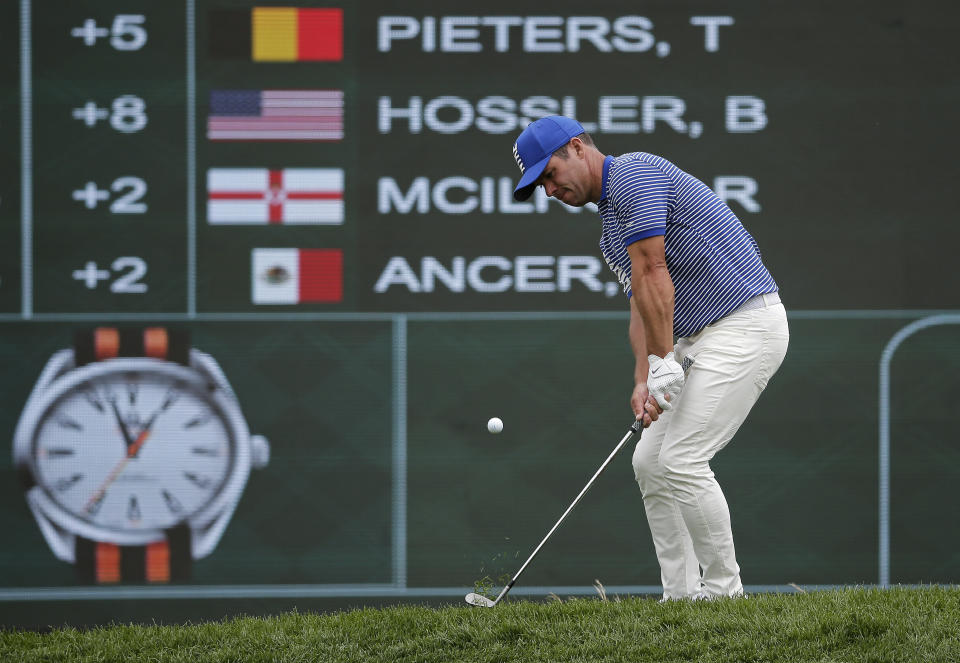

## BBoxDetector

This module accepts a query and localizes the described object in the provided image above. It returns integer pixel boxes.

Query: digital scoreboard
[5,0,957,317]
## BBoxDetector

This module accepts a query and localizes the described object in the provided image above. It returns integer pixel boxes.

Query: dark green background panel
[405,317,917,588]
[888,326,960,584]
[0,0,21,314]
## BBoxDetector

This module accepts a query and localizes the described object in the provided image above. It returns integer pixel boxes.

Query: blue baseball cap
[512,116,585,201]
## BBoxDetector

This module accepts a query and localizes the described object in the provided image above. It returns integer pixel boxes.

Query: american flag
[207,89,344,141]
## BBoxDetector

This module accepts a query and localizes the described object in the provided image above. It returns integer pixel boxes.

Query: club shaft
[495,423,641,603]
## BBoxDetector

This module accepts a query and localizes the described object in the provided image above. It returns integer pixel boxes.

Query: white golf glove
[647,352,686,410]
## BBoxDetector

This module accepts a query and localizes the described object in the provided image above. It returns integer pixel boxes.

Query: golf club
[465,356,693,608]
[465,418,642,608]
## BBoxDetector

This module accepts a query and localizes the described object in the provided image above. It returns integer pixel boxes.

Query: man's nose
[543,181,557,197]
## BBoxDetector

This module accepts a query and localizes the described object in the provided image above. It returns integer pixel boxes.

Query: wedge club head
[464,592,497,608]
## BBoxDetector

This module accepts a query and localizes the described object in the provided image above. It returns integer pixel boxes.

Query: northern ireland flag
[252,248,343,304]
[207,168,343,225]
[208,90,344,142]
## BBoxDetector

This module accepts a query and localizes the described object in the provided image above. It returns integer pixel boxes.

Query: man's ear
[571,137,586,158]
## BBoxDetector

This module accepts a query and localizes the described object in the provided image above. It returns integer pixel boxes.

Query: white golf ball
[487,417,503,434]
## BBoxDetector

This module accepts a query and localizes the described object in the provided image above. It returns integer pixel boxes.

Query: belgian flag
[208,7,343,62]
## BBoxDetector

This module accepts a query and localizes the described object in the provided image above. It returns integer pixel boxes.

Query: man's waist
[730,291,781,315]
[678,291,781,337]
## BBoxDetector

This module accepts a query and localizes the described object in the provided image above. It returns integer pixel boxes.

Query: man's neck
[587,149,607,203]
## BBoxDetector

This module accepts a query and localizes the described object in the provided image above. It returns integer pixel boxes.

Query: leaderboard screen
[3,0,957,317]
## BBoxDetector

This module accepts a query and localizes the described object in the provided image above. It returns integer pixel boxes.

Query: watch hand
[85,454,132,514]
[85,407,163,511]
[127,427,153,458]
[84,424,157,512]
[127,405,163,458]
[110,397,135,451]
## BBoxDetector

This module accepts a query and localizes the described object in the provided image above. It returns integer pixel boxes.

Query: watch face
[28,361,236,535]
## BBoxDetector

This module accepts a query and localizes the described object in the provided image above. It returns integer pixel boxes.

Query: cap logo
[512,142,525,174]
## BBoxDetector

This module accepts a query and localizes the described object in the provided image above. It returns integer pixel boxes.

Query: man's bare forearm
[628,302,649,384]
[631,263,675,357]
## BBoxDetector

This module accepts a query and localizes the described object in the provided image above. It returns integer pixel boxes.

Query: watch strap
[68,328,195,583]
[75,524,192,584]
[74,327,190,366]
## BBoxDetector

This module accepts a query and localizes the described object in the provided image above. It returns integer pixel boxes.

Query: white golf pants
[632,299,789,599]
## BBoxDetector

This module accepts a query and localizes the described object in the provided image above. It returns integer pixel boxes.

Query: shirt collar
[599,155,615,202]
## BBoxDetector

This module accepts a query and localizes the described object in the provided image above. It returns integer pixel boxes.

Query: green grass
[3,588,960,662]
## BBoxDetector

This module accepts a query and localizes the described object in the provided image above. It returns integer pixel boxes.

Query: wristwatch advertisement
[13,327,269,584]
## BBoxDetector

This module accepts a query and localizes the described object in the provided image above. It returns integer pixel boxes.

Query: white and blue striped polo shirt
[598,152,777,338]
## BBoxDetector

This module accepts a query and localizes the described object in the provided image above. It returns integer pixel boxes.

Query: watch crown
[250,434,270,469]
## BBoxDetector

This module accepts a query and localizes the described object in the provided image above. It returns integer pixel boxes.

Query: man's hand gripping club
[631,352,687,426]
[647,351,686,409]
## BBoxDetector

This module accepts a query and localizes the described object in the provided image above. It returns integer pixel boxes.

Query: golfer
[511,116,789,601]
